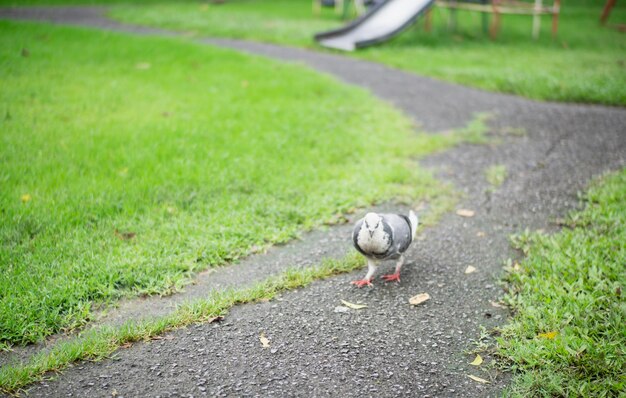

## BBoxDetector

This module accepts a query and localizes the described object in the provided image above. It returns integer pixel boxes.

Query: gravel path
[1,7,625,397]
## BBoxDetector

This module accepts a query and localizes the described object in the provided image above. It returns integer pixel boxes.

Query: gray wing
[352,217,367,255]
[381,213,413,257]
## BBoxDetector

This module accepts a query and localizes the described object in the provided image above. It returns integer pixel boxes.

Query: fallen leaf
[476,231,486,237]
[409,293,430,306]
[111,389,118,397]
[470,354,483,366]
[135,62,151,70]
[206,315,224,324]
[468,374,490,384]
[115,229,136,240]
[456,209,475,217]
[465,265,477,274]
[20,194,32,203]
[259,332,270,348]
[340,299,367,310]
[538,331,558,339]
[490,301,506,308]
[120,342,132,349]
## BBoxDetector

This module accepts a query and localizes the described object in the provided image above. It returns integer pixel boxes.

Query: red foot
[381,273,401,283]
[351,279,373,288]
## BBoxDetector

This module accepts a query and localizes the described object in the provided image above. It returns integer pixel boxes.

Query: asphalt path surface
[1,7,625,397]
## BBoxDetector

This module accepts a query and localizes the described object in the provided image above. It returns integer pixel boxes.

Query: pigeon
[351,210,418,287]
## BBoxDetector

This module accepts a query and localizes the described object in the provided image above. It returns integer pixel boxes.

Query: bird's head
[363,212,382,237]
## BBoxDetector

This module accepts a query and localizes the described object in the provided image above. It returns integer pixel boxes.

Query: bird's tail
[409,210,419,241]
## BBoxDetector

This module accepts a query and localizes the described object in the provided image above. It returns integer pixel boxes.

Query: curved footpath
[1,7,625,397]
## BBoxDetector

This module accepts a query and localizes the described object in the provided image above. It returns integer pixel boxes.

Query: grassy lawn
[110,0,343,46]
[0,20,485,348]
[91,0,626,105]
[499,170,626,396]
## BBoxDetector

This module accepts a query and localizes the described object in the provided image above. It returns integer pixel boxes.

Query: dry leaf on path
[259,332,271,348]
[456,209,475,217]
[465,266,477,274]
[470,354,483,366]
[476,231,486,237]
[538,331,558,339]
[468,374,490,384]
[409,293,430,306]
[340,300,367,310]
[490,301,506,308]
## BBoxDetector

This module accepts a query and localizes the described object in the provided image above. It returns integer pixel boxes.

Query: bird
[351,210,418,287]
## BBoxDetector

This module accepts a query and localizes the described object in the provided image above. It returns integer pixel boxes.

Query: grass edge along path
[0,105,494,392]
[0,253,364,394]
[0,107,493,392]
[497,169,626,397]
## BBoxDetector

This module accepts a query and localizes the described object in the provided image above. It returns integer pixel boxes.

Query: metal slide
[315,0,435,51]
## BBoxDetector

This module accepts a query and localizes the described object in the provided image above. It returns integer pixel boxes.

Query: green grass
[0,20,488,347]
[110,0,344,47]
[0,252,365,394]
[498,170,626,396]
[485,164,507,188]
[101,0,626,105]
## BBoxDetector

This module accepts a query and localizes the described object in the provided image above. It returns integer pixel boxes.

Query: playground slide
[315,0,435,51]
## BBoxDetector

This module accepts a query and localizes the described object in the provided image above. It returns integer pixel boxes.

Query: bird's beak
[369,230,374,237]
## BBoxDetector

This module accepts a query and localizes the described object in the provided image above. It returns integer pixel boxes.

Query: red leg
[381,273,401,283]
[351,260,377,287]
[351,278,373,288]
